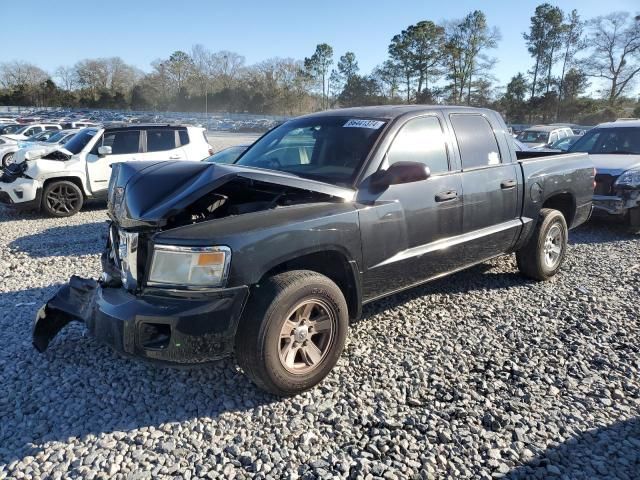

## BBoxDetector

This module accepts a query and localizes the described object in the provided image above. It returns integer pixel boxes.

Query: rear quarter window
[179,129,190,146]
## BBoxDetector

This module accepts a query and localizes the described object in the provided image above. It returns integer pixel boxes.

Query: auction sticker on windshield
[343,119,385,129]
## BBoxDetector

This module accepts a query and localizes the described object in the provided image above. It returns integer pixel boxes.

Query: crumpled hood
[591,154,640,176]
[13,144,67,164]
[0,135,18,144]
[110,160,355,228]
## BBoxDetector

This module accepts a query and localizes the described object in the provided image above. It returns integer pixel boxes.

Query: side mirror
[98,145,112,157]
[370,161,431,192]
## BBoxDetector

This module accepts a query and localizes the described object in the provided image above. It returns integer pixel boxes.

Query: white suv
[0,124,212,217]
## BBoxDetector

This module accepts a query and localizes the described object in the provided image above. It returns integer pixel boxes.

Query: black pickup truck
[34,106,594,395]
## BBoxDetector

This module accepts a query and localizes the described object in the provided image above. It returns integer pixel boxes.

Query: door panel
[449,113,521,262]
[460,165,520,260]
[87,130,141,193]
[359,114,464,301]
[359,174,464,300]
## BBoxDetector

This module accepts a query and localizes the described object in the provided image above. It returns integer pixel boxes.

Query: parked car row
[0,107,282,135]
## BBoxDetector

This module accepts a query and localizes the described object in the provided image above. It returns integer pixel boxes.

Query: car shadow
[569,216,638,245]
[8,221,107,257]
[0,285,279,467]
[505,417,640,479]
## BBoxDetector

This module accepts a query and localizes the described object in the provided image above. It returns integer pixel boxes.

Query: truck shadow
[0,286,279,467]
[0,261,529,467]
[569,217,638,245]
[8,221,107,257]
[505,417,640,479]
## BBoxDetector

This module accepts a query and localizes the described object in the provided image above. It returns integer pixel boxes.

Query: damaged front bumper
[593,190,640,216]
[33,276,249,364]
[0,177,42,209]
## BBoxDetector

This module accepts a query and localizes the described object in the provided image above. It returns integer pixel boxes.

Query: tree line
[1,5,639,124]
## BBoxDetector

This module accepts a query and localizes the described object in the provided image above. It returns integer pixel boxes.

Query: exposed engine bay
[164,178,340,229]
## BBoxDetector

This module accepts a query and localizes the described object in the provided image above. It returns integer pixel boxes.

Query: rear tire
[516,208,568,281]
[42,180,84,217]
[235,270,348,396]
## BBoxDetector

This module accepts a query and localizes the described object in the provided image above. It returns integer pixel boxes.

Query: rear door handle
[169,155,182,159]
[501,179,517,189]
[435,190,458,202]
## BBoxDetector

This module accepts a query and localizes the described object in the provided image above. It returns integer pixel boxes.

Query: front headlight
[615,169,640,188]
[148,245,231,288]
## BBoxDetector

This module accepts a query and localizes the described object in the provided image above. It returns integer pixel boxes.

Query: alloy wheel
[278,299,336,374]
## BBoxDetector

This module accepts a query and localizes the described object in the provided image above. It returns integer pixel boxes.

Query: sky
[1,0,638,89]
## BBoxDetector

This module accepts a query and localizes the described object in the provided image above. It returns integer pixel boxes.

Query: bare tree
[583,12,640,105]
[0,61,49,89]
[54,66,77,91]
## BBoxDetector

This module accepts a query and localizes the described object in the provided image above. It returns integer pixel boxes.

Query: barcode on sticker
[343,119,385,129]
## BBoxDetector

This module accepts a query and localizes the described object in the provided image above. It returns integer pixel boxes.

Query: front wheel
[2,152,14,168]
[235,270,349,396]
[42,180,84,217]
[516,208,568,281]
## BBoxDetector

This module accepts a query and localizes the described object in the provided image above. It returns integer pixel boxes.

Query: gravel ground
[1,192,639,479]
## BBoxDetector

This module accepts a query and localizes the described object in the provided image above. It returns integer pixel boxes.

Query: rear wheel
[2,152,14,168]
[516,208,568,281]
[235,270,348,396]
[42,180,84,217]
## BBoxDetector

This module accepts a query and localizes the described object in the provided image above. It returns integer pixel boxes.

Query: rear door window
[450,114,501,170]
[146,129,177,152]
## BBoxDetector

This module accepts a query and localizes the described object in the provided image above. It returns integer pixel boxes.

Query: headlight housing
[148,245,231,288]
[615,169,640,188]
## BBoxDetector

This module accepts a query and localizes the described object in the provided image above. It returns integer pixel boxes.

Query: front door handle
[169,155,182,159]
[501,179,517,189]
[435,190,458,202]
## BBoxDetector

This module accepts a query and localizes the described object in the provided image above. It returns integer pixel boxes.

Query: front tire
[2,152,14,168]
[516,208,568,281]
[235,270,349,396]
[42,180,84,217]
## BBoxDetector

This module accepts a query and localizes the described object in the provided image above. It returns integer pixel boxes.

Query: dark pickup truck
[34,106,594,396]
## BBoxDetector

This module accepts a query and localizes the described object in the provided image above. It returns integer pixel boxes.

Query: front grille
[594,174,617,196]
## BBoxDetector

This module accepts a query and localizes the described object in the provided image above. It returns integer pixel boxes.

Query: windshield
[62,128,98,154]
[44,131,67,143]
[0,124,21,134]
[517,130,550,144]
[204,145,248,164]
[569,127,640,155]
[235,116,386,185]
[15,125,31,134]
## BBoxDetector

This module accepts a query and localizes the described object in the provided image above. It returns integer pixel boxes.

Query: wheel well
[43,177,87,198]
[261,251,360,319]
[543,193,575,226]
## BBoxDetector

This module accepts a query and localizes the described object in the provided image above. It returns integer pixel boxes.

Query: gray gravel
[1,197,639,479]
